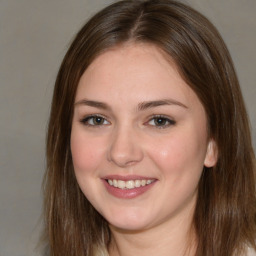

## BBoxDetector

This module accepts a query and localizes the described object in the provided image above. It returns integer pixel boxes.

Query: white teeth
[135,180,141,187]
[107,179,154,189]
[117,180,126,189]
[113,179,118,187]
[126,180,134,189]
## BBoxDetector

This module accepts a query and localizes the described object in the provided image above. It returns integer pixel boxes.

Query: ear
[204,139,218,167]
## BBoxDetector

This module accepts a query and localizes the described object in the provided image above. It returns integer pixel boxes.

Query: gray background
[0,0,255,256]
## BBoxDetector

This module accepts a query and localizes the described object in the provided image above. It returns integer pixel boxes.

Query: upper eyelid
[81,113,110,120]
[80,114,111,124]
[146,115,176,126]
[147,114,175,121]
[79,113,175,125]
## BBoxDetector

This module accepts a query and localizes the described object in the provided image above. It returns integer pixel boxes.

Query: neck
[108,201,197,256]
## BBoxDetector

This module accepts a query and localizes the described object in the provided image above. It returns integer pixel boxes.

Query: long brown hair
[42,0,256,255]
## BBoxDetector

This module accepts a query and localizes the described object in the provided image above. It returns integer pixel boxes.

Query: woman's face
[71,43,217,232]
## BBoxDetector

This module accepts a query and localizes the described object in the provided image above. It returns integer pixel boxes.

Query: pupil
[94,117,103,125]
[155,118,166,126]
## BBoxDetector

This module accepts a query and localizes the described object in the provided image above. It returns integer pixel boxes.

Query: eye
[80,115,110,126]
[147,115,176,128]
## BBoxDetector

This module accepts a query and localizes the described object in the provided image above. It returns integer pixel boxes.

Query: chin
[105,210,153,232]
[109,221,150,233]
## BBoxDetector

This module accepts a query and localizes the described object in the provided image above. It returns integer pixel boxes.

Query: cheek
[70,130,104,174]
[148,130,207,176]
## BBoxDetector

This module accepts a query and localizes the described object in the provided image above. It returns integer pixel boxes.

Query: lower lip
[103,180,156,199]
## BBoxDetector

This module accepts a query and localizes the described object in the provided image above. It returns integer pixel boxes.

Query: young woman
[42,0,256,255]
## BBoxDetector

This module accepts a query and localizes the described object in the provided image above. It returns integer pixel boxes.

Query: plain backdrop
[0,0,255,255]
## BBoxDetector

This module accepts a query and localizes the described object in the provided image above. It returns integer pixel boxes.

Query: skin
[71,43,217,256]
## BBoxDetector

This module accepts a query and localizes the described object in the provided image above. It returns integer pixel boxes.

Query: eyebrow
[74,99,188,111]
[137,99,188,111]
[74,99,110,110]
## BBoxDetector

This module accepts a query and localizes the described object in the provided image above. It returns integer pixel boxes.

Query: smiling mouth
[106,179,154,189]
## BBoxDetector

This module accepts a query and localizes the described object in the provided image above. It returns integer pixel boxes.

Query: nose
[107,126,144,167]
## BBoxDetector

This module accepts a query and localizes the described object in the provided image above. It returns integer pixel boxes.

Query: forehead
[83,42,179,78]
[75,43,200,111]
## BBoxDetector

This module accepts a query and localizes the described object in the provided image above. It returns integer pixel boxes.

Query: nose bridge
[108,123,143,167]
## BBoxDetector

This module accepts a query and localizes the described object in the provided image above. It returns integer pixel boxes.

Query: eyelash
[79,114,176,128]
[80,115,110,127]
[146,115,176,129]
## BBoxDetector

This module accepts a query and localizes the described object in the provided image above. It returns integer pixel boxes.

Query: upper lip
[102,175,156,181]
